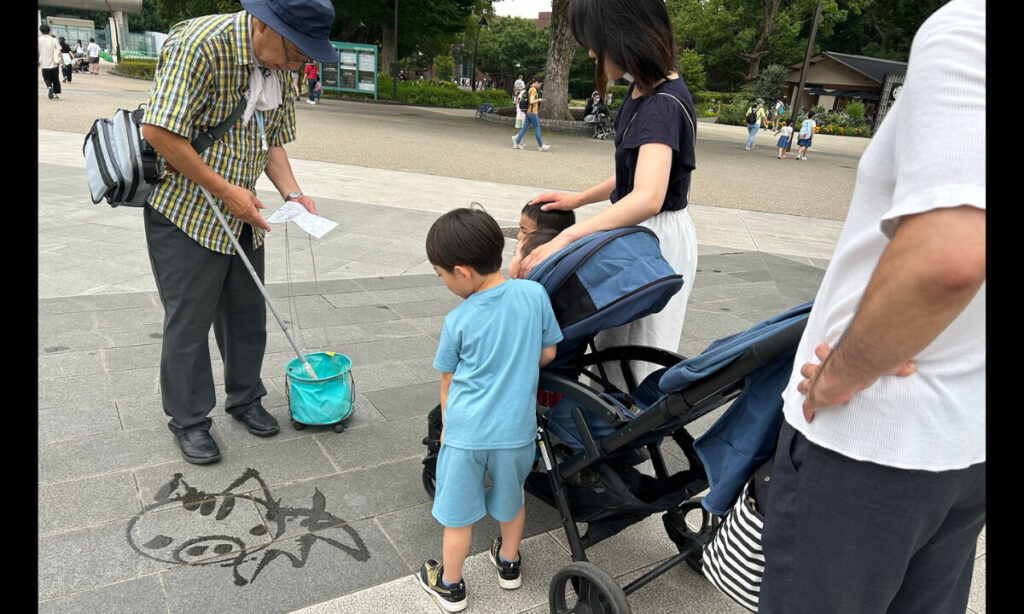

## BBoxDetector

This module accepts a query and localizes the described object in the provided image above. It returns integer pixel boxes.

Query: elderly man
[140,0,339,464]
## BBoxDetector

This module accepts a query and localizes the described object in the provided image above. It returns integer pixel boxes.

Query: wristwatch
[285,191,303,202]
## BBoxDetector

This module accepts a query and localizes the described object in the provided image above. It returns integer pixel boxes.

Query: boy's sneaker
[539,144,551,151]
[488,537,522,589]
[418,560,467,612]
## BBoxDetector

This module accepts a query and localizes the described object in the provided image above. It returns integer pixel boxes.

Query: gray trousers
[759,420,985,614]
[144,206,267,435]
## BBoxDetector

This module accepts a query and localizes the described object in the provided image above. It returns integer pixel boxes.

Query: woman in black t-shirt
[518,0,699,385]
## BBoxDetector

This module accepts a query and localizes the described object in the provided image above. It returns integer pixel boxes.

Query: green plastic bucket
[285,352,353,425]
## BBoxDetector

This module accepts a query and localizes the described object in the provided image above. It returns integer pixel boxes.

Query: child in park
[518,200,575,243]
[775,120,793,159]
[420,208,563,612]
[795,110,817,161]
[510,228,559,279]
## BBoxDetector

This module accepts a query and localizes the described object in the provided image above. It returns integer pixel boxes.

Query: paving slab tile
[355,274,441,291]
[38,471,142,536]
[349,357,438,393]
[133,436,339,507]
[38,366,160,409]
[39,427,180,485]
[316,416,426,472]
[158,518,407,614]
[286,574,438,614]
[612,556,748,613]
[38,403,123,444]
[38,519,151,601]
[38,575,167,614]
[362,381,440,421]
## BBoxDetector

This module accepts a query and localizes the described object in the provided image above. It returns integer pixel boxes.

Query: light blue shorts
[431,443,536,528]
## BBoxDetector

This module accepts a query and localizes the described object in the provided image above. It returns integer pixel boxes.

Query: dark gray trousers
[759,420,985,614]
[144,206,267,435]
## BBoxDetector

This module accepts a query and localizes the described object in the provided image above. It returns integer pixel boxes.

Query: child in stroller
[421,225,810,613]
[584,91,614,140]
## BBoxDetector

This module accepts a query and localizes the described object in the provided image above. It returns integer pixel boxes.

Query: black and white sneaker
[418,559,467,612]
[488,537,522,589]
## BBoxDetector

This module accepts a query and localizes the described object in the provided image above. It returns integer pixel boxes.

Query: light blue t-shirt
[433,279,563,450]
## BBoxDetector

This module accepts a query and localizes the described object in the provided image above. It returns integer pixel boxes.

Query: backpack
[84,100,244,208]
[518,92,530,112]
[745,107,758,124]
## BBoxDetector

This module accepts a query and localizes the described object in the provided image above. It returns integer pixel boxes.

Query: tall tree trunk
[737,0,782,82]
[381,26,396,77]
[539,0,574,120]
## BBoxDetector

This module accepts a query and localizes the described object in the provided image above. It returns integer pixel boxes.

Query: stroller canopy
[527,226,683,364]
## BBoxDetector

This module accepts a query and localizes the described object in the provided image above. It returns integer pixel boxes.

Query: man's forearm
[264,145,300,198]
[819,205,985,392]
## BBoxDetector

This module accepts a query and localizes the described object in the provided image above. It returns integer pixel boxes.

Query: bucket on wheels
[285,351,354,433]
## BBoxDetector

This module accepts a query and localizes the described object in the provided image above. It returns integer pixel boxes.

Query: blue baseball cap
[241,0,339,64]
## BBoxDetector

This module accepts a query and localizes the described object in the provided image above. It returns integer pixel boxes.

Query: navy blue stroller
[420,227,810,613]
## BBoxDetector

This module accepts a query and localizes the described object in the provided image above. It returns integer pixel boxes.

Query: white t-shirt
[88,42,101,58]
[38,34,60,69]
[779,125,793,138]
[781,0,986,471]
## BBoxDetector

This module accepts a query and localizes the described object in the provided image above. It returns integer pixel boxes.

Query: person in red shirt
[303,62,318,104]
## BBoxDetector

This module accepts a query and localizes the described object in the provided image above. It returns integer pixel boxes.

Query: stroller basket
[285,352,354,427]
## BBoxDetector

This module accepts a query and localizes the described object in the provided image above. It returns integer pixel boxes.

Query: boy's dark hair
[522,202,575,233]
[40,24,51,34]
[426,208,504,274]
[570,0,677,100]
[519,229,559,261]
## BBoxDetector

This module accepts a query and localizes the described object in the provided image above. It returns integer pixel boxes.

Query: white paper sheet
[266,202,340,239]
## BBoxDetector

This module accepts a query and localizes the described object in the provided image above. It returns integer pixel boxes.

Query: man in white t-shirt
[38,23,62,100]
[758,1,985,612]
[87,38,101,74]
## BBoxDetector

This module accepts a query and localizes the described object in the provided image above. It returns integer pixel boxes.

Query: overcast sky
[492,0,553,18]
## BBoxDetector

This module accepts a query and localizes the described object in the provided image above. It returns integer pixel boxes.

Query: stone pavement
[38,102,984,612]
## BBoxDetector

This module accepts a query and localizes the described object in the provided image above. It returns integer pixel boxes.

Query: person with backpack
[512,77,551,151]
[795,110,817,161]
[772,98,785,130]
[744,97,767,150]
[138,0,339,465]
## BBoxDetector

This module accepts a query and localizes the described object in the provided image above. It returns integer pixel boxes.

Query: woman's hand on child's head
[530,192,581,211]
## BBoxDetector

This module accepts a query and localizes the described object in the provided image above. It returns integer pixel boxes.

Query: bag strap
[190,98,247,153]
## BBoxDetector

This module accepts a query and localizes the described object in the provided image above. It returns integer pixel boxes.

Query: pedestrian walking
[795,110,816,160]
[87,38,101,74]
[138,0,339,465]
[512,78,550,151]
[58,36,73,83]
[775,121,792,159]
[772,98,785,130]
[744,97,767,150]
[518,0,699,388]
[513,89,525,129]
[303,61,318,104]
[38,24,62,100]
[291,70,302,99]
[758,2,986,612]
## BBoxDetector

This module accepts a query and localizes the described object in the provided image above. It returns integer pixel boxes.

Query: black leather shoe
[177,430,221,464]
[232,404,280,437]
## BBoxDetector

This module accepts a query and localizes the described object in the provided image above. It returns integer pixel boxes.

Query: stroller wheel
[549,561,631,614]
[422,464,436,498]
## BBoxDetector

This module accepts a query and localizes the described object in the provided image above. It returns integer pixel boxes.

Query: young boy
[509,228,559,279]
[518,200,575,242]
[420,208,563,612]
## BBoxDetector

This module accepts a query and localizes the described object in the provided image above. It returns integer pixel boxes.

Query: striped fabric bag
[701,473,768,612]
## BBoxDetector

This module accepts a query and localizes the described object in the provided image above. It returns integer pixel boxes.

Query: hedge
[111,58,156,80]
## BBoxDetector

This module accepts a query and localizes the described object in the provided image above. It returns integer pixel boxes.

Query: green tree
[676,48,707,91]
[817,0,950,61]
[752,62,786,101]
[474,16,548,88]
[668,0,861,91]
[152,0,241,25]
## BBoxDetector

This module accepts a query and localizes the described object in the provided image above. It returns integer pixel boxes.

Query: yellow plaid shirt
[143,11,296,254]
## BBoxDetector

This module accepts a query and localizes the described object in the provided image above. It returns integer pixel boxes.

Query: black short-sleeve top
[611,78,696,212]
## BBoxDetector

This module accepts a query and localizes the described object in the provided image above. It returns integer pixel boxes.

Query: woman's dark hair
[519,229,560,260]
[426,208,504,274]
[570,0,678,99]
[521,202,575,233]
